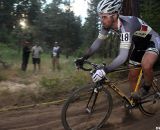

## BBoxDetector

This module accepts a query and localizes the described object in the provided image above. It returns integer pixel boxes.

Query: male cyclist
[75,0,160,98]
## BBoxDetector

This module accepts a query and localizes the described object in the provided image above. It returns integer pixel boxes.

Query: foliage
[0,0,83,58]
[82,0,100,47]
[0,0,160,60]
[140,0,160,33]
[0,44,20,62]
[37,2,82,54]
[40,66,91,98]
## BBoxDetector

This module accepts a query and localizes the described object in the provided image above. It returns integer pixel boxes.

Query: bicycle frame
[103,67,143,107]
[84,67,143,113]
[61,60,160,130]
[86,86,99,114]
[104,67,160,108]
[79,60,160,115]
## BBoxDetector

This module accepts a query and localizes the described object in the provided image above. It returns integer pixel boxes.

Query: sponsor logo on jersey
[141,25,148,31]
[134,25,152,38]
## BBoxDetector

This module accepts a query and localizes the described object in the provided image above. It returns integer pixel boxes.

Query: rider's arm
[105,33,132,72]
[83,38,106,59]
[83,28,109,59]
[105,47,130,72]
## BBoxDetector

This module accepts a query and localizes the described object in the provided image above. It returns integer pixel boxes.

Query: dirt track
[0,103,159,130]
[0,75,160,130]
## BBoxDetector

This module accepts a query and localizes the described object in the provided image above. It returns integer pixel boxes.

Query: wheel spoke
[61,85,113,130]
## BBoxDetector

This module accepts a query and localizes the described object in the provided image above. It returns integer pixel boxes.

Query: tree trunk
[131,0,140,17]
[122,0,139,17]
[122,0,132,15]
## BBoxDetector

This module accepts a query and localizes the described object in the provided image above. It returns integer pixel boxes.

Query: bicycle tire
[139,77,160,116]
[61,85,113,130]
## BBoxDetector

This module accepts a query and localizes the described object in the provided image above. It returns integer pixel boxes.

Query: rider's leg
[128,67,141,92]
[128,46,145,92]
[141,51,158,90]
[123,66,140,118]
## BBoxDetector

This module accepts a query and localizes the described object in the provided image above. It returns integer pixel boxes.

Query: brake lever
[90,69,96,75]
[102,63,106,66]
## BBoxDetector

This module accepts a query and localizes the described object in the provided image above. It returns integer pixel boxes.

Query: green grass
[0,44,21,64]
[0,44,128,107]
[0,45,93,106]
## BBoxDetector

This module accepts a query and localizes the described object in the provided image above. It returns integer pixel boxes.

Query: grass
[0,44,130,108]
[0,44,21,64]
[0,44,95,107]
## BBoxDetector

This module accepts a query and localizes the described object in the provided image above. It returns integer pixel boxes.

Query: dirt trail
[0,103,159,130]
[0,75,159,130]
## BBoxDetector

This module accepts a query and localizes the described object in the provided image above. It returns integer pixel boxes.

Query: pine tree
[82,0,100,46]
[140,0,160,33]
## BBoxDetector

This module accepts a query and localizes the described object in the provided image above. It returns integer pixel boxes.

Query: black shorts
[129,35,159,65]
[32,58,40,64]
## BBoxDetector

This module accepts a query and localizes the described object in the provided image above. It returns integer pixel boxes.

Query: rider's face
[99,14,113,29]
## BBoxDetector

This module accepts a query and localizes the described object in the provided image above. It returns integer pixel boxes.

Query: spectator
[52,42,61,70]
[31,42,43,72]
[21,41,31,71]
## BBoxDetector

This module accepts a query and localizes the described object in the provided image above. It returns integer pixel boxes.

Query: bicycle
[61,60,160,130]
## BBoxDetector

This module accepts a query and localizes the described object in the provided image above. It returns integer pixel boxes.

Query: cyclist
[75,0,160,98]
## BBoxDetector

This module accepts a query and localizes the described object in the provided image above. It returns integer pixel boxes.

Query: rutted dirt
[0,74,159,130]
[0,103,159,130]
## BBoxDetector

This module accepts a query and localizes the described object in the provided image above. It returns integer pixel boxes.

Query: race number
[121,32,130,42]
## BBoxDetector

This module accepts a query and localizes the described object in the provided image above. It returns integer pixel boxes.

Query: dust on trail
[0,81,38,92]
[0,102,159,130]
[0,79,41,108]
[0,73,159,130]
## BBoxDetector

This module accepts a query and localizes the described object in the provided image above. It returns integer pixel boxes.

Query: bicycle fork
[86,87,99,114]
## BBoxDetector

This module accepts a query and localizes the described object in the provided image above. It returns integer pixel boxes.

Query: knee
[141,62,152,72]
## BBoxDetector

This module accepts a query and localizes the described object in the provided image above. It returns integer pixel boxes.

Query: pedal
[155,92,160,99]
[123,100,134,109]
[94,88,98,93]
[86,107,92,114]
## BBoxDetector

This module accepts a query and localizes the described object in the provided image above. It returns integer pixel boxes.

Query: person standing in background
[52,42,61,71]
[31,42,43,72]
[21,41,31,71]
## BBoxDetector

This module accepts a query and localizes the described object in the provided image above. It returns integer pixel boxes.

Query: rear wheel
[139,76,160,116]
[61,85,113,130]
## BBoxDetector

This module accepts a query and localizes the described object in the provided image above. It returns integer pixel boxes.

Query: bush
[39,70,91,99]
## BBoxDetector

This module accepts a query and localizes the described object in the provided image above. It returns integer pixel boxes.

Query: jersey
[85,15,160,72]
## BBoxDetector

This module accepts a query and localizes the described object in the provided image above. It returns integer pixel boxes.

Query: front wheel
[61,84,113,130]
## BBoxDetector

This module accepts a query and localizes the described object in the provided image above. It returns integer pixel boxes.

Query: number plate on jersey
[120,32,130,42]
[120,32,131,49]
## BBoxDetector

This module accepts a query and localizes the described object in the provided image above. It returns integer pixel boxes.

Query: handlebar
[75,59,141,73]
[75,60,105,72]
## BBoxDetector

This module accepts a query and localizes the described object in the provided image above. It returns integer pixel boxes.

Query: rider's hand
[75,57,85,69]
[92,69,106,82]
